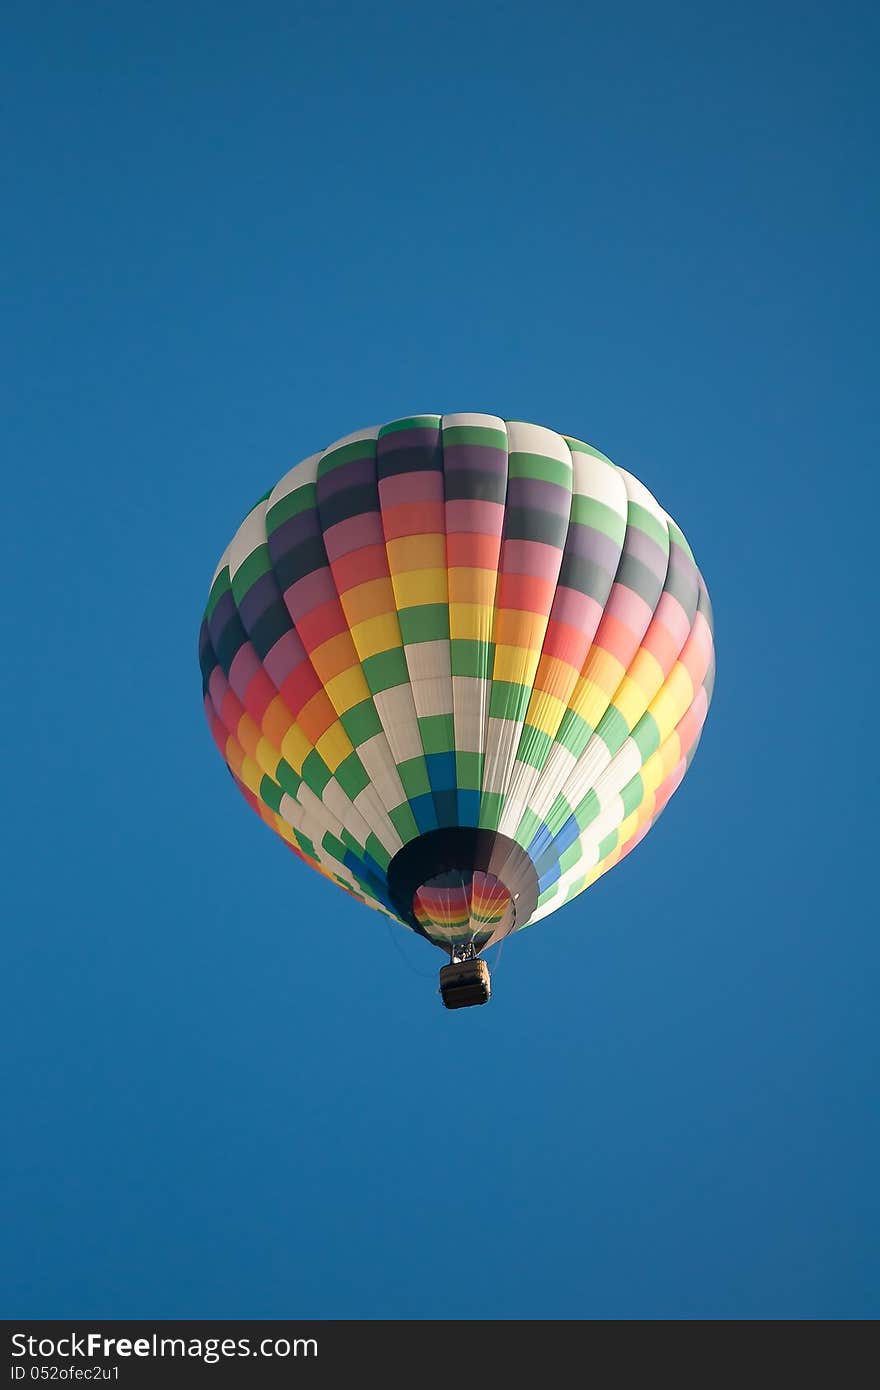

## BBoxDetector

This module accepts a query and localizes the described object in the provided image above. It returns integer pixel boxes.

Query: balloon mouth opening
[386,826,540,951]
[413,870,514,949]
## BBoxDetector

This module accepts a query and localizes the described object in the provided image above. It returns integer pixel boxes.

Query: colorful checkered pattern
[199,414,715,949]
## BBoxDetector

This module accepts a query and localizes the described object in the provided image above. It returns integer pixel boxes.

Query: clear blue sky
[3,1,877,1319]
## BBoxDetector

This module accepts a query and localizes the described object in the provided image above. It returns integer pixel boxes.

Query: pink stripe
[602,582,653,636]
[499,539,563,582]
[650,592,691,650]
[445,499,504,535]
[379,471,444,507]
[678,612,713,686]
[676,687,709,754]
[618,820,652,861]
[323,511,384,560]
[548,588,603,635]
[263,628,306,685]
[654,758,687,814]
[208,665,229,709]
[283,566,337,620]
[228,643,261,700]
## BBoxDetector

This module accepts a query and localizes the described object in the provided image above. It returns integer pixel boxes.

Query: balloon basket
[439,958,491,1010]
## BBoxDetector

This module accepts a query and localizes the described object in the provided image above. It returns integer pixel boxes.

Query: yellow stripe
[612,676,651,730]
[315,720,353,773]
[493,609,547,649]
[391,567,447,607]
[343,577,396,625]
[449,602,493,641]
[448,567,497,605]
[523,690,567,738]
[255,736,280,779]
[492,643,541,685]
[649,663,694,741]
[281,723,313,774]
[350,612,402,659]
[386,534,446,572]
[323,665,371,713]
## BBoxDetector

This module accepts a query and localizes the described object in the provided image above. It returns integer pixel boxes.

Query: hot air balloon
[199,415,714,1008]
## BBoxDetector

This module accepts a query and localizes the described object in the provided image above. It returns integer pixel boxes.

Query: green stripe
[300,749,332,796]
[365,833,391,871]
[389,802,419,842]
[564,436,617,468]
[451,638,494,678]
[514,807,542,849]
[508,451,572,490]
[275,759,302,797]
[488,681,531,721]
[562,876,588,905]
[231,544,271,603]
[545,792,574,839]
[517,724,553,769]
[596,704,631,755]
[597,829,619,860]
[339,827,363,858]
[559,840,583,875]
[667,519,695,563]
[336,751,370,801]
[318,437,378,473]
[632,712,661,762]
[397,757,431,798]
[556,710,592,757]
[455,750,482,790]
[398,603,449,644]
[204,567,231,622]
[441,424,508,451]
[259,775,284,814]
[620,774,644,819]
[478,791,505,831]
[361,647,409,694]
[418,713,455,755]
[340,698,383,746]
[266,483,317,532]
[569,495,626,543]
[322,831,348,863]
[627,501,669,553]
[378,416,441,436]
[574,788,600,831]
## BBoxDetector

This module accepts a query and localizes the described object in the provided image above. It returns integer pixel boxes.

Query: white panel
[505,419,571,465]
[405,639,451,682]
[228,498,269,579]
[592,739,642,810]
[441,412,506,431]
[353,787,402,855]
[320,779,374,846]
[616,467,667,525]
[570,447,628,514]
[266,451,322,510]
[322,424,381,454]
[356,734,408,808]
[210,542,231,587]
[482,716,526,795]
[525,743,578,823]
[554,734,613,818]
[451,678,489,752]
[373,686,424,761]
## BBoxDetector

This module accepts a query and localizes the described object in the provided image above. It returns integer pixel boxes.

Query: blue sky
[3,1,877,1318]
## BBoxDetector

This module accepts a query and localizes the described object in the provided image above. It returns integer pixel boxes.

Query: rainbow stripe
[199,414,714,952]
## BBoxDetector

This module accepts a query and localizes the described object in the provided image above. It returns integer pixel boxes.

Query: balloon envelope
[199,415,714,953]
